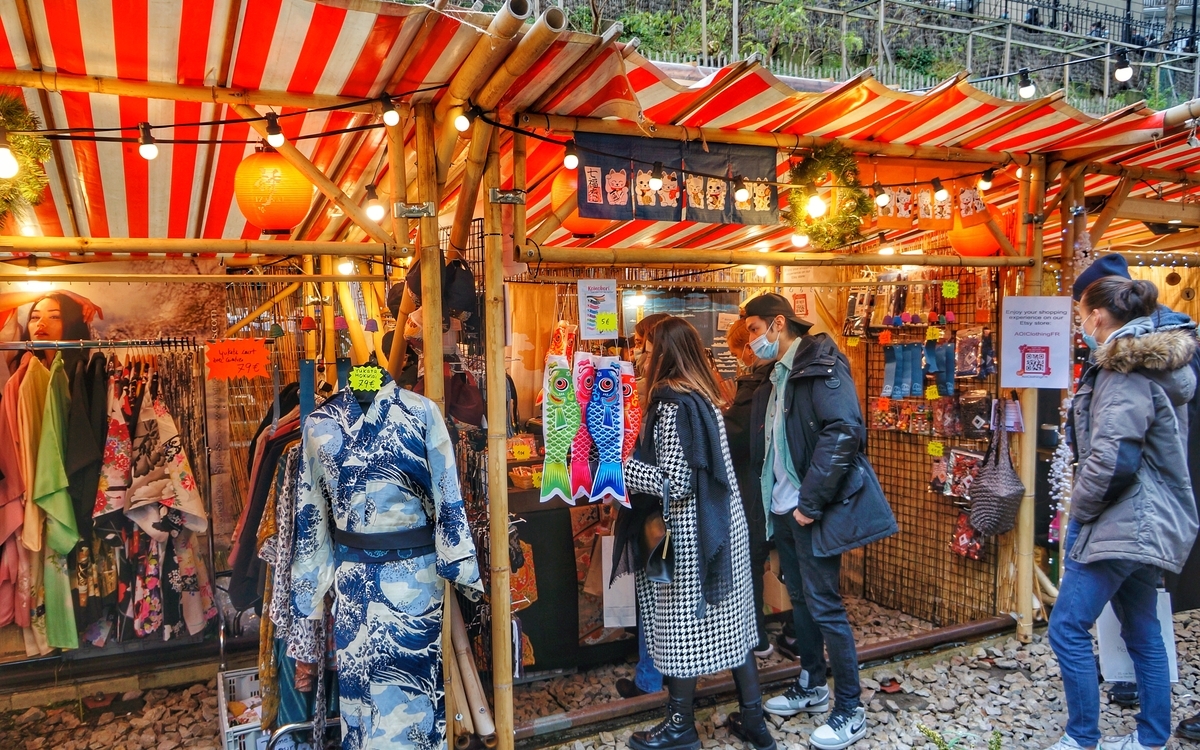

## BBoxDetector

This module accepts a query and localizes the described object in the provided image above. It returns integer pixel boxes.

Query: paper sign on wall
[205,339,270,380]
[717,312,740,331]
[1000,296,1072,389]
[578,279,619,340]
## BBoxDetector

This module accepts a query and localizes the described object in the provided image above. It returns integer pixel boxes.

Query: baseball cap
[742,293,813,334]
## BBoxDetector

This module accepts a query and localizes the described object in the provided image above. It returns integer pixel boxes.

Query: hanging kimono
[94,356,132,518]
[32,354,80,650]
[3,355,33,649]
[0,352,26,628]
[292,379,482,750]
[91,357,135,643]
[17,356,51,655]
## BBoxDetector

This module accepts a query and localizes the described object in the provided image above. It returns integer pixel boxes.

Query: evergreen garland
[0,95,51,225]
[788,143,874,250]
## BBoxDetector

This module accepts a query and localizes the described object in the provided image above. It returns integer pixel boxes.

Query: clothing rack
[0,337,204,350]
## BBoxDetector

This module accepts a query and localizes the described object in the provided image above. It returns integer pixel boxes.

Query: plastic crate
[217,668,267,750]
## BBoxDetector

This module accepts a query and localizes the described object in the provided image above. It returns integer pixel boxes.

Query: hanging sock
[924,340,940,375]
[892,345,907,397]
[881,346,896,398]
[897,344,913,398]
[299,359,317,426]
[909,343,925,397]
[944,344,956,396]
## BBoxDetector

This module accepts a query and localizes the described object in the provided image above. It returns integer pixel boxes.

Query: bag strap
[662,476,672,525]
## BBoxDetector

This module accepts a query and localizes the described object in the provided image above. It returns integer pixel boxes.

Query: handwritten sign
[577,279,619,340]
[879,330,893,345]
[348,365,385,392]
[942,280,960,299]
[205,339,269,380]
[925,384,940,400]
[927,440,945,457]
[846,336,860,348]
[926,326,942,341]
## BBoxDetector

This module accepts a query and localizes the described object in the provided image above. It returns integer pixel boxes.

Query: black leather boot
[629,677,700,750]
[727,652,778,750]
[1178,711,1200,740]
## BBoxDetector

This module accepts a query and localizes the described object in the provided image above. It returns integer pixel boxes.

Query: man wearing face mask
[743,293,896,750]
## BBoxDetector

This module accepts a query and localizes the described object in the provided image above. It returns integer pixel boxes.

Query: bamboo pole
[415,103,446,412]
[1017,169,1030,259]
[0,272,381,283]
[223,282,300,337]
[520,113,1023,166]
[386,120,413,252]
[303,256,318,360]
[985,216,1019,257]
[231,103,395,247]
[450,593,497,741]
[448,117,494,257]
[0,69,398,114]
[1043,162,1088,216]
[522,246,1035,267]
[1086,161,1200,186]
[1016,156,1046,643]
[0,236,388,255]
[319,256,338,385]
[483,123,515,750]
[528,192,577,245]
[335,280,370,365]
[513,132,528,252]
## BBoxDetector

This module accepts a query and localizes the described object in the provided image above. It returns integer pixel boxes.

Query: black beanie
[1072,254,1130,301]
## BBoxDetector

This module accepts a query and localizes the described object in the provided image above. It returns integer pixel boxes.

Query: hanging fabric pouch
[642,477,674,584]
[969,399,1026,536]
[951,511,985,560]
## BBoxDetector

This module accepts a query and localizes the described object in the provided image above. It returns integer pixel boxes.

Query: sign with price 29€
[1000,296,1071,389]
[205,339,271,380]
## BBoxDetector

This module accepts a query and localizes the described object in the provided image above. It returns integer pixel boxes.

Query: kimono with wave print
[291,380,481,750]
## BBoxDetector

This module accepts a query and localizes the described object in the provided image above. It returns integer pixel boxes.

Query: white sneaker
[1103,735,1162,750]
[763,681,829,717]
[1042,735,1097,750]
[809,706,867,750]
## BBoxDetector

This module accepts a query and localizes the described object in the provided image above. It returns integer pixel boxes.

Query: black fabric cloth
[246,382,300,475]
[641,386,734,611]
[64,352,110,543]
[749,334,897,556]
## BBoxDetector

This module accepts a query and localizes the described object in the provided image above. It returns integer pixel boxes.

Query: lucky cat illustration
[895,187,915,218]
[685,173,705,208]
[634,170,657,206]
[706,178,726,210]
[917,189,934,219]
[658,172,680,207]
[753,180,772,211]
[605,169,629,205]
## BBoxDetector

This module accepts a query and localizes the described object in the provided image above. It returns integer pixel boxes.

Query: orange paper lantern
[946,207,1002,257]
[553,169,609,237]
[235,150,313,233]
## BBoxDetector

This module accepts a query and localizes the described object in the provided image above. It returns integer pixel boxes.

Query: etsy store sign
[1000,296,1072,389]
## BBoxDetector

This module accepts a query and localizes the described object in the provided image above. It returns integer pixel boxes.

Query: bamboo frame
[512,132,528,252]
[387,120,413,251]
[1107,228,1200,252]
[0,236,390,255]
[223,282,301,336]
[0,273,381,283]
[448,117,495,257]
[523,246,1035,267]
[415,103,446,411]
[1089,176,1135,245]
[528,192,577,245]
[483,124,515,750]
[231,103,396,247]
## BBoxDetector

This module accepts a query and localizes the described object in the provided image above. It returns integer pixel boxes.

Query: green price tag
[928,440,945,457]
[595,311,618,334]
[348,365,384,392]
[942,280,960,299]
[925,384,940,400]
[846,336,860,348]
[926,326,941,341]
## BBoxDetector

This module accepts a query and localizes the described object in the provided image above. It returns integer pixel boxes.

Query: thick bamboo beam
[985,216,1019,257]
[302,256,317,360]
[1113,196,1200,224]
[448,117,494,256]
[0,236,384,256]
[520,114,1023,165]
[386,120,413,251]
[522,246,1035,267]
[1089,176,1134,245]
[1043,162,1088,216]
[528,22,623,112]
[1086,161,1200,186]
[0,273,380,283]
[1016,156,1046,644]
[223,282,300,336]
[1016,169,1030,258]
[528,191,577,244]
[483,125,515,750]
[231,103,396,247]
[319,256,338,385]
[0,69,396,115]
[513,132,528,252]
[1159,96,1200,129]
[1107,227,1200,252]
[415,103,446,412]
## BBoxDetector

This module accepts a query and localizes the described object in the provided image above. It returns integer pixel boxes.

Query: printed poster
[1000,296,1072,389]
[577,279,619,340]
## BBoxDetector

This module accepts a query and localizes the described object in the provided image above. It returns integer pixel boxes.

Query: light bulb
[807,192,827,218]
[454,111,473,133]
[932,177,949,202]
[137,122,158,161]
[879,246,895,255]
[380,94,401,127]
[978,168,995,191]
[791,233,810,248]
[364,184,386,222]
[1114,50,1133,82]
[626,289,647,307]
[19,223,36,236]
[755,265,769,279]
[873,181,890,207]
[338,258,355,275]
[0,128,18,179]
[265,113,285,148]
[26,256,38,275]
[649,162,664,192]
[734,177,751,203]
[1018,68,1036,99]
[563,140,579,170]
[1016,167,1024,179]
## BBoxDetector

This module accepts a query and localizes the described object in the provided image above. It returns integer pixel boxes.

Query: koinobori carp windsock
[619,360,640,462]
[570,352,596,502]
[540,355,580,504]
[588,357,627,506]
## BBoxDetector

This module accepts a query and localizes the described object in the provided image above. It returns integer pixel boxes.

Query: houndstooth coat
[625,400,756,678]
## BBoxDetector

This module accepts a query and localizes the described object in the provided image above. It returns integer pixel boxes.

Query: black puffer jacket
[750,334,898,557]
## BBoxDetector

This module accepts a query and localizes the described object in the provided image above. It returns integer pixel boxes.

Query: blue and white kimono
[292,379,483,750]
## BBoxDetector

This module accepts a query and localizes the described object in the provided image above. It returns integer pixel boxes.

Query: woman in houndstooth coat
[622,317,776,750]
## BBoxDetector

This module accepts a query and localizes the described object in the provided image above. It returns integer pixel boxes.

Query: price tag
[925,384,940,400]
[879,330,893,345]
[205,339,270,380]
[942,280,960,298]
[348,365,385,392]
[927,440,945,457]
[510,444,532,460]
[846,336,860,348]
[594,311,618,335]
[926,326,942,341]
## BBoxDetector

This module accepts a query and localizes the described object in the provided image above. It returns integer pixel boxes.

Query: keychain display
[945,447,984,499]
[959,389,992,439]
[870,398,898,430]
[930,457,947,493]
[843,287,871,337]
[979,327,997,376]
[951,512,985,560]
[933,397,961,436]
[907,401,931,435]
[955,327,984,378]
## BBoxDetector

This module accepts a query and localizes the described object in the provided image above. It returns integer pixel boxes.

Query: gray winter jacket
[1070,317,1200,573]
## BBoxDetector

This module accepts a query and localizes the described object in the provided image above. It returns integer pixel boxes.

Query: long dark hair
[645,317,725,407]
[1080,277,1158,325]
[22,293,91,341]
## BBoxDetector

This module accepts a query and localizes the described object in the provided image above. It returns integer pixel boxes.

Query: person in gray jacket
[1045,277,1200,750]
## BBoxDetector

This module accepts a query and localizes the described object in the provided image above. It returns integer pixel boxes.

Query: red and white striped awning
[0,0,1192,255]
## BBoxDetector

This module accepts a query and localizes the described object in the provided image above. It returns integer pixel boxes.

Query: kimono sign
[205,339,270,380]
[577,279,619,340]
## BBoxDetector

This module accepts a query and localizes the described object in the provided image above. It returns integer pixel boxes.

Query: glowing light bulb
[755,265,769,279]
[338,258,355,275]
[1114,50,1133,82]
[791,233,810,248]
[932,177,949,202]
[265,113,285,148]
[380,95,401,127]
[806,192,827,218]
[454,111,473,133]
[879,246,895,255]
[0,128,18,179]
[626,288,647,307]
[364,184,386,222]
[649,162,664,192]
[137,122,158,161]
[563,140,579,170]
[734,177,750,203]
[873,181,890,207]
[978,168,995,191]
[1018,68,1036,99]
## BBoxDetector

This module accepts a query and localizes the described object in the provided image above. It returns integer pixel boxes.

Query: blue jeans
[1049,522,1171,747]
[635,621,663,693]
[772,511,860,710]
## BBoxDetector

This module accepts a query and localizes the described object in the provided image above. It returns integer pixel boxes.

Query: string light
[337,258,355,275]
[137,122,158,161]
[932,177,949,202]
[1015,166,1024,179]
[879,246,895,255]
[791,233,810,248]
[978,168,995,191]
[649,162,664,191]
[453,105,480,134]
[0,127,18,179]
[755,265,769,278]
[734,176,751,203]
[265,113,286,148]
[873,180,890,207]
[625,287,647,306]
[1114,50,1133,82]
[563,140,579,170]
[380,94,401,127]
[364,184,385,222]
[1018,68,1036,99]
[26,256,38,275]
[806,189,827,218]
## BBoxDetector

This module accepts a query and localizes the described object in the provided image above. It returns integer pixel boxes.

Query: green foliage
[917,724,953,750]
[989,730,1003,750]
[614,10,696,55]
[896,46,938,74]
[0,94,51,225]
[789,143,873,251]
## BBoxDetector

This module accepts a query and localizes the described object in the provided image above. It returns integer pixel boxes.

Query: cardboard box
[763,549,792,614]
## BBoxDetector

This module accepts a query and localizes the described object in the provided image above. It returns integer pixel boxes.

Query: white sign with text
[1001,296,1072,389]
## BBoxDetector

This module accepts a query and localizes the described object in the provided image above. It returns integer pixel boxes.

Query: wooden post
[483,125,515,750]
[513,132,528,253]
[528,191,577,245]
[415,103,446,412]
[448,118,494,257]
[387,121,412,252]
[223,282,300,337]
[1017,169,1030,259]
[1016,155,1046,643]
[335,280,371,365]
[319,256,338,386]
[303,256,318,360]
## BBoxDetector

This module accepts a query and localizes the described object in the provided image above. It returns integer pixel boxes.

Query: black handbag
[642,478,674,584]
